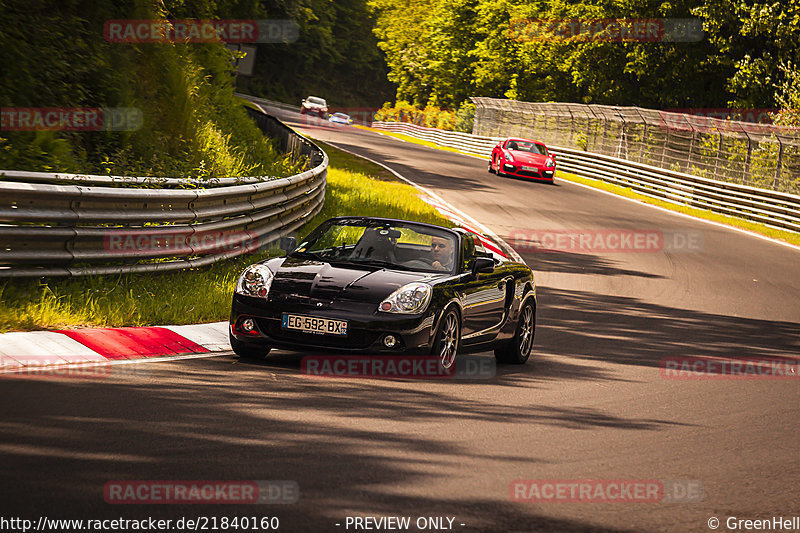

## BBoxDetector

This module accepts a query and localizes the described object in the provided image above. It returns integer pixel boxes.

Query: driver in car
[430,236,455,271]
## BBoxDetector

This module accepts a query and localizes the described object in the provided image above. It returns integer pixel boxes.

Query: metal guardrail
[472,97,800,195]
[238,93,301,115]
[372,121,800,234]
[0,109,327,278]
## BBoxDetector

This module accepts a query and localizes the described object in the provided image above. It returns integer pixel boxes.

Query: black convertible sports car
[229,217,536,368]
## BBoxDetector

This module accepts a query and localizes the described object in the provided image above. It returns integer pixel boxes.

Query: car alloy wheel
[437,310,459,369]
[518,303,534,357]
[494,299,535,364]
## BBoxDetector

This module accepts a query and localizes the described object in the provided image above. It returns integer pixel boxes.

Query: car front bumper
[501,163,555,182]
[230,294,438,354]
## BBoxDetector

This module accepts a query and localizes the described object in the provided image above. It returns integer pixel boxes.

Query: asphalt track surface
[1,108,799,532]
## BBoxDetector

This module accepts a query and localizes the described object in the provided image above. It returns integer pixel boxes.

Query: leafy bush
[375,100,474,132]
[0,0,292,182]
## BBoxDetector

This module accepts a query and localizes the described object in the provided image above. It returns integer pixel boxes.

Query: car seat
[350,228,398,263]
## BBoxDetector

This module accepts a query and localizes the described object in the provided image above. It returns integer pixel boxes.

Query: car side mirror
[471,257,494,277]
[550,153,557,159]
[280,236,296,254]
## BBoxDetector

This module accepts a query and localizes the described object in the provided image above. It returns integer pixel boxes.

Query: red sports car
[489,138,556,183]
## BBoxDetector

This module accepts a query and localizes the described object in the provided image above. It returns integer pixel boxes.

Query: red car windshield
[506,140,547,155]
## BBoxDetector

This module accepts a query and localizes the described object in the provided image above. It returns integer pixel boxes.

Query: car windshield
[507,140,547,155]
[307,97,326,106]
[294,220,457,273]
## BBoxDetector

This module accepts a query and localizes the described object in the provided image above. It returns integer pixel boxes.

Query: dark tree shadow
[0,368,646,532]
[2,285,797,531]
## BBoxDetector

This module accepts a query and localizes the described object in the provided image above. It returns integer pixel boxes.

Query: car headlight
[545,158,554,167]
[236,264,274,298]
[504,150,514,161]
[378,282,432,314]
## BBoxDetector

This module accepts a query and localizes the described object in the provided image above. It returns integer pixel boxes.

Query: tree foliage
[0,0,296,178]
[370,0,800,114]
[235,0,396,107]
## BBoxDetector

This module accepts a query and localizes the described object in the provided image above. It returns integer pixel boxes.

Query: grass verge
[359,124,800,247]
[0,140,452,332]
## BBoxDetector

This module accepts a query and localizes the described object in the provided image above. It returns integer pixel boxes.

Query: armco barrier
[238,93,301,115]
[371,121,800,234]
[0,108,327,278]
[472,97,800,195]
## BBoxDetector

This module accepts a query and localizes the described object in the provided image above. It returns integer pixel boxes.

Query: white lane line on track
[562,179,800,253]
[364,127,800,253]
[312,138,525,264]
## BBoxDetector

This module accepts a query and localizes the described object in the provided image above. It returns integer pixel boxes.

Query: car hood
[269,257,437,304]
[509,151,551,166]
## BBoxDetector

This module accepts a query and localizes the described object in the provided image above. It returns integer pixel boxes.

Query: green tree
[693,0,800,108]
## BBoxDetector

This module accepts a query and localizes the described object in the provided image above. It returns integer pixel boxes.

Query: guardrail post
[744,133,753,183]
[687,122,697,174]
[774,136,785,189]
[712,130,723,179]
[568,107,574,146]
[634,107,647,164]
[617,109,628,160]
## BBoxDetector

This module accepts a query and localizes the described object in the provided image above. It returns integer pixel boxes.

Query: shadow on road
[0,364,640,532]
[521,249,664,278]
[534,286,800,371]
[2,283,796,530]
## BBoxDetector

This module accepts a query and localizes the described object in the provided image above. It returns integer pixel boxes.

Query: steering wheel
[403,259,433,269]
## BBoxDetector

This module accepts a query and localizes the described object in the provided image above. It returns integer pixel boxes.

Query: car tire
[488,159,496,174]
[432,308,460,370]
[495,299,535,364]
[229,333,271,360]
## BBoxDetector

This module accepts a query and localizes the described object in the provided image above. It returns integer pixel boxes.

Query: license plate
[522,165,537,171]
[282,313,348,336]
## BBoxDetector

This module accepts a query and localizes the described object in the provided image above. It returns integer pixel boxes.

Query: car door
[458,235,508,345]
